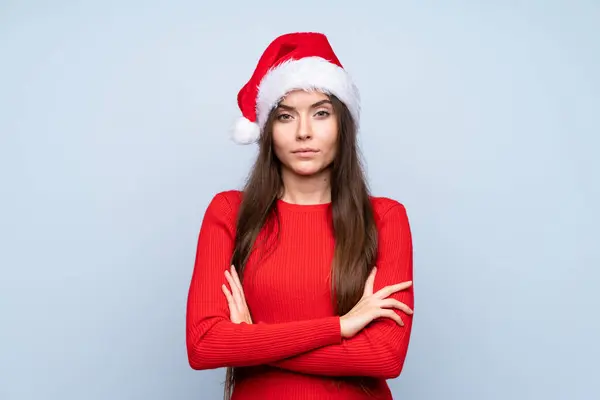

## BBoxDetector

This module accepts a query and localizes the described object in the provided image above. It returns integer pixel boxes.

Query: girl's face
[271,90,339,177]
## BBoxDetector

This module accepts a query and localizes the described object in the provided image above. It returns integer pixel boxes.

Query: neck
[280,167,332,205]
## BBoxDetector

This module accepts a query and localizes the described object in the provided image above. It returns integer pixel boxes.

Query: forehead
[279,89,330,107]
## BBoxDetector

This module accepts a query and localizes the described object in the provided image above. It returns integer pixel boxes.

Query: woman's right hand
[339,267,413,339]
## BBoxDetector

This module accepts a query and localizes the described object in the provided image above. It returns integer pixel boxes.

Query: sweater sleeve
[186,192,342,370]
[268,203,414,379]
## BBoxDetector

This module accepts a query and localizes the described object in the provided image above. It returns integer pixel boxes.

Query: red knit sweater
[186,190,414,399]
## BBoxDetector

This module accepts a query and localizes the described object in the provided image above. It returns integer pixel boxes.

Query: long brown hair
[223,94,379,399]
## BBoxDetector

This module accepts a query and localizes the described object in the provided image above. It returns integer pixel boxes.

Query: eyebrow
[277,99,332,111]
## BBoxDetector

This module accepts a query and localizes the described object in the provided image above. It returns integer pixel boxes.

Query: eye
[314,110,331,118]
[277,113,293,121]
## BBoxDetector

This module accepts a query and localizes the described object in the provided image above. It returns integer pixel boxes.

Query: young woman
[186,32,415,400]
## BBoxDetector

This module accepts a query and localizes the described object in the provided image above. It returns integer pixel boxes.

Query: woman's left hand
[222,265,253,324]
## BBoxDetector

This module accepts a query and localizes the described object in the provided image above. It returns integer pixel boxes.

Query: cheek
[317,121,339,159]
[272,125,294,161]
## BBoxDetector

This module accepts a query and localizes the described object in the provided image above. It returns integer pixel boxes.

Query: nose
[296,114,312,140]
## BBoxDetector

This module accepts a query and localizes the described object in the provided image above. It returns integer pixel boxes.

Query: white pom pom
[231,117,260,145]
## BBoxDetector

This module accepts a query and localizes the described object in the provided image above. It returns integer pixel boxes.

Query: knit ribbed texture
[186,190,414,400]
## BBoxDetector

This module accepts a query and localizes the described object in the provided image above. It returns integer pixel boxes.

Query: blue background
[1,1,598,399]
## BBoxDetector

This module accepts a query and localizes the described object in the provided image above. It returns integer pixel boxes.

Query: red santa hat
[231,32,361,144]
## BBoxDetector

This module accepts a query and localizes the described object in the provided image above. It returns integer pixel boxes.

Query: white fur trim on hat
[231,116,261,144]
[255,56,361,130]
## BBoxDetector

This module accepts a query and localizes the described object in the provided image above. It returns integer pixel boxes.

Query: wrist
[338,316,346,339]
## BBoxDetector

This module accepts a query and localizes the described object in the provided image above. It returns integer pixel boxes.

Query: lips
[292,149,319,158]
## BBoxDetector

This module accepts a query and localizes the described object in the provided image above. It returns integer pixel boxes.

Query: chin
[289,162,328,177]
[294,169,320,176]
[289,166,317,176]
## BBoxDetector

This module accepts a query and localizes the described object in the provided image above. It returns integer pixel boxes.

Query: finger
[380,309,404,326]
[363,266,377,296]
[379,298,413,315]
[230,265,247,304]
[225,270,244,308]
[221,284,235,310]
[230,265,243,291]
[375,280,412,299]
[224,270,240,303]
